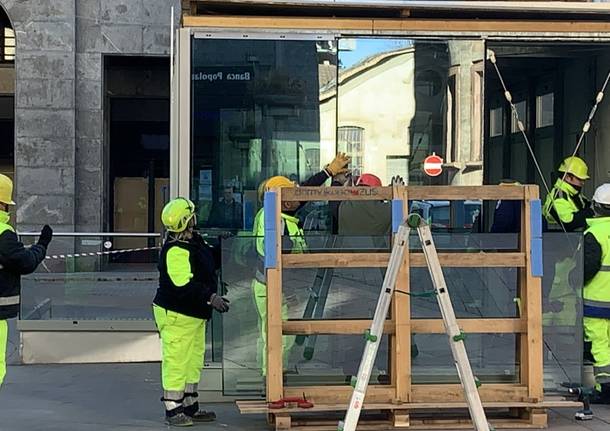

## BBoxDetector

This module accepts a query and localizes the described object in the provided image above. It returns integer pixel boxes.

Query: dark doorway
[104,56,170,262]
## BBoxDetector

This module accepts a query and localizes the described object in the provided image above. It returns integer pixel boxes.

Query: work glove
[325,152,351,176]
[37,225,53,248]
[390,175,405,186]
[209,293,230,313]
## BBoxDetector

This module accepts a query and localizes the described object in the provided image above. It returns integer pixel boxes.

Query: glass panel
[221,232,584,394]
[18,233,222,360]
[511,100,527,133]
[336,38,485,185]
[412,334,518,384]
[411,267,518,319]
[489,107,503,138]
[542,233,583,393]
[536,93,554,128]
[191,38,337,232]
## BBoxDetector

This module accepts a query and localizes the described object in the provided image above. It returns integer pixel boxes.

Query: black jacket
[0,226,47,320]
[153,232,221,320]
[490,200,521,233]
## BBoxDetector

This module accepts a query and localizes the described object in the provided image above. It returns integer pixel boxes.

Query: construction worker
[0,174,52,388]
[583,183,610,403]
[153,197,230,426]
[490,179,521,234]
[253,153,351,375]
[543,156,592,231]
[542,156,593,329]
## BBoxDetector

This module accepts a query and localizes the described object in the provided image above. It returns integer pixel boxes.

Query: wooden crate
[244,185,573,430]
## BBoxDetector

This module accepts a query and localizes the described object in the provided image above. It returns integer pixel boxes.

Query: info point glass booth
[163,24,610,396]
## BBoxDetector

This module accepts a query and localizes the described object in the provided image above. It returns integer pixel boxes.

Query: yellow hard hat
[161,197,195,232]
[559,156,589,180]
[265,176,295,190]
[0,174,15,205]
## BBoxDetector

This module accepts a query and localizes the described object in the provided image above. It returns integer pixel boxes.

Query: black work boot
[591,383,610,404]
[184,386,216,422]
[166,413,194,427]
[163,395,193,427]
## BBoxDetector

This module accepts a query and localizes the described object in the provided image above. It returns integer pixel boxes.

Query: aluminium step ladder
[339,213,492,431]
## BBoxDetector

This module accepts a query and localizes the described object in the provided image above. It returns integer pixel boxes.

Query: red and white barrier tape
[45,246,161,260]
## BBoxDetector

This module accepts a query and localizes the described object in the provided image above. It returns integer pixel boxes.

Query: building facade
[0,0,179,237]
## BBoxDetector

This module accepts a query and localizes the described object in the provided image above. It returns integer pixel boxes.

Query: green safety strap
[453,331,466,342]
[364,330,378,342]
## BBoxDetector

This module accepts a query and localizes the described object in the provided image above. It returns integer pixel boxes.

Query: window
[511,101,527,133]
[490,107,503,138]
[2,27,14,62]
[338,126,364,177]
[536,93,554,128]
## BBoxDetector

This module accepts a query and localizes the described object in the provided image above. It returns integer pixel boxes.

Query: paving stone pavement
[1,363,610,431]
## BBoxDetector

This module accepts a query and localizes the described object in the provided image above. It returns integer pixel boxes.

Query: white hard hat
[593,184,610,205]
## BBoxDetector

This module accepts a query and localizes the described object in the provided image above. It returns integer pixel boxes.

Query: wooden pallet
[238,398,581,430]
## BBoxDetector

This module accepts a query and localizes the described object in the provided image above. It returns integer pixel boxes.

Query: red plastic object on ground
[268,396,314,409]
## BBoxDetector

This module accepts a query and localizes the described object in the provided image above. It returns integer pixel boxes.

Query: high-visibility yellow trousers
[153,305,206,399]
[584,316,610,390]
[252,280,295,376]
[0,319,7,387]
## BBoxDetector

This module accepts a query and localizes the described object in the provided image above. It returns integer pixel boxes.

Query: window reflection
[191,38,337,231]
[190,37,485,232]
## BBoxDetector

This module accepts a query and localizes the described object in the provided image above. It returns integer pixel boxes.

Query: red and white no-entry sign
[423,153,444,177]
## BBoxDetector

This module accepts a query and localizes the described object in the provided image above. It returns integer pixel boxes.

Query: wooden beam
[283,320,395,335]
[407,186,525,200]
[412,318,526,334]
[520,186,544,403]
[283,252,389,268]
[182,15,610,34]
[393,186,411,403]
[410,252,525,267]
[282,318,525,335]
[266,190,283,403]
[284,384,529,404]
[282,186,393,202]
[282,252,526,268]
[285,385,396,404]
[237,398,580,414]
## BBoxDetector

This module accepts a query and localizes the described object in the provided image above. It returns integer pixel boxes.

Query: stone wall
[0,0,179,235]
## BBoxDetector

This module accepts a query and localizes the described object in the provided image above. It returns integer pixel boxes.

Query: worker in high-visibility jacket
[0,174,52,388]
[583,183,610,404]
[542,156,593,328]
[153,197,230,426]
[253,154,350,376]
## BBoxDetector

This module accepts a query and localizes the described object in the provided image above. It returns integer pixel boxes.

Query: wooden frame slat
[282,186,392,202]
[266,190,283,403]
[183,15,610,34]
[393,187,411,403]
[411,318,526,334]
[285,384,529,404]
[520,186,544,402]
[282,252,525,268]
[407,186,525,200]
[283,320,395,335]
[283,318,525,335]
